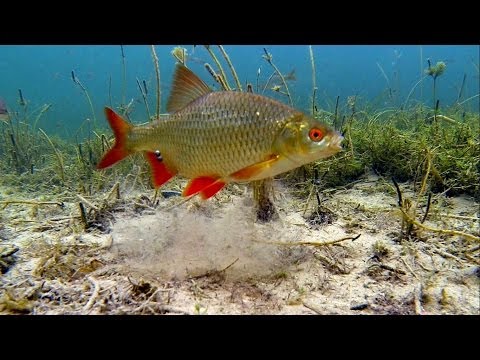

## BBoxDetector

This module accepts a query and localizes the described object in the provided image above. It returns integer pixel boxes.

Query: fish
[97,64,343,200]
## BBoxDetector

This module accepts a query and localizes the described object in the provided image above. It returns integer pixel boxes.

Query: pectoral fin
[144,151,176,188]
[230,154,280,181]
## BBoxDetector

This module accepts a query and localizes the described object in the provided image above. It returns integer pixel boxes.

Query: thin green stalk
[218,45,242,91]
[150,45,161,119]
[32,104,52,132]
[205,63,229,91]
[309,45,317,116]
[256,68,261,93]
[71,70,97,127]
[404,75,427,109]
[120,45,127,107]
[419,46,423,102]
[458,93,479,106]
[39,128,65,183]
[108,75,113,108]
[136,77,151,120]
[262,48,293,106]
[261,71,276,94]
[204,45,231,90]
[457,73,467,103]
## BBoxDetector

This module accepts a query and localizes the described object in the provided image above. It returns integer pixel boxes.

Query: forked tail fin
[97,107,133,169]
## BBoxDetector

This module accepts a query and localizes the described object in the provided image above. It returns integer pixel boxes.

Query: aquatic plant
[309,45,318,117]
[71,70,97,126]
[203,45,231,91]
[218,45,242,92]
[286,99,479,201]
[171,46,187,65]
[425,60,446,122]
[136,77,151,120]
[0,91,53,176]
[262,48,293,106]
[120,45,127,108]
[151,45,161,119]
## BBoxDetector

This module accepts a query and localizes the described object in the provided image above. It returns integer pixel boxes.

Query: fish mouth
[328,132,344,152]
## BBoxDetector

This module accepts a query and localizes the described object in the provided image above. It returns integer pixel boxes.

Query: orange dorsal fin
[182,176,226,199]
[97,107,133,169]
[166,64,211,113]
[144,152,177,188]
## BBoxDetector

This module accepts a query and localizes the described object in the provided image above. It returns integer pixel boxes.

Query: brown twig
[76,194,99,211]
[400,208,480,242]
[400,257,420,280]
[302,301,322,314]
[414,283,423,315]
[83,276,100,312]
[0,200,64,208]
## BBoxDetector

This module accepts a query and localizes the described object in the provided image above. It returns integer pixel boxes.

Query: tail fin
[97,107,133,169]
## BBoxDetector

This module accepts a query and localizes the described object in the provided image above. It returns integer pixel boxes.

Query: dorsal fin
[166,64,212,113]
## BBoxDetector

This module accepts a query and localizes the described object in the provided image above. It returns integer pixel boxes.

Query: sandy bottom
[0,176,479,315]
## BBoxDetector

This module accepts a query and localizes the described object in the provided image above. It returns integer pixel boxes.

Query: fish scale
[131,92,299,178]
[98,64,343,199]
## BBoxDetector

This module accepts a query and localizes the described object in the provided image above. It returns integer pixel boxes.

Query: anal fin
[144,152,176,188]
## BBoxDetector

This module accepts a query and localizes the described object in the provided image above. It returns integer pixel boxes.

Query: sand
[0,175,478,315]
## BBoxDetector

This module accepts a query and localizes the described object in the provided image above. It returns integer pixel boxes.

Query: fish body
[98,64,343,199]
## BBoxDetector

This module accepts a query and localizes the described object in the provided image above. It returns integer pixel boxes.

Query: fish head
[273,114,343,165]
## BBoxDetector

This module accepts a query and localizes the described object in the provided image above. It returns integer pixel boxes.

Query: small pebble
[350,303,369,310]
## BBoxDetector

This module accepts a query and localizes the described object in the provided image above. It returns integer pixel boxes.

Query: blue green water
[0,45,478,137]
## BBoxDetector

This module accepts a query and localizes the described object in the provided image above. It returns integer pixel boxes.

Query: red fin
[97,107,133,169]
[183,176,225,199]
[200,181,226,200]
[144,152,176,188]
[230,154,279,180]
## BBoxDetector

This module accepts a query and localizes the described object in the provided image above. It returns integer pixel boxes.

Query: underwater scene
[0,45,478,315]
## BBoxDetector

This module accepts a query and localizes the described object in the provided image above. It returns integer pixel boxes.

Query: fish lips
[329,131,344,151]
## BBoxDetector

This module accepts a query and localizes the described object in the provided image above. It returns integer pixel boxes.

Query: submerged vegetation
[293,103,479,199]
[1,46,478,222]
[0,45,478,314]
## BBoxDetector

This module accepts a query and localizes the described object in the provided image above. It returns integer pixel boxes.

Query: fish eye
[309,128,324,142]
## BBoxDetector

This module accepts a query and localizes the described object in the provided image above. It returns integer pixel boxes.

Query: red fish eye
[309,128,324,142]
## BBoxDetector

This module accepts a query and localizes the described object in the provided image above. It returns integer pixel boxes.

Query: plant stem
[39,128,65,183]
[136,77,151,120]
[262,48,293,106]
[204,45,231,90]
[218,45,242,91]
[150,45,161,119]
[120,45,126,107]
[309,45,317,116]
